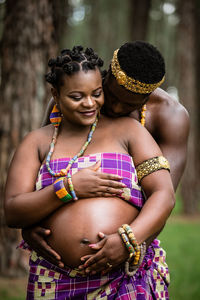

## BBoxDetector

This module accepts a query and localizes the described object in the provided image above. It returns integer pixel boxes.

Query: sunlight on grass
[159,220,200,300]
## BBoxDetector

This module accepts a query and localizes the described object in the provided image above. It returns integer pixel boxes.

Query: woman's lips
[79,110,96,116]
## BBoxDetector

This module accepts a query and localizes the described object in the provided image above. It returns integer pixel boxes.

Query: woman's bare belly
[42,197,139,268]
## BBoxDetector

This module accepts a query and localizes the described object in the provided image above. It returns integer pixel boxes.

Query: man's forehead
[105,72,146,104]
[106,72,130,94]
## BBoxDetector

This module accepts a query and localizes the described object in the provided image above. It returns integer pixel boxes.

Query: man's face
[103,70,148,117]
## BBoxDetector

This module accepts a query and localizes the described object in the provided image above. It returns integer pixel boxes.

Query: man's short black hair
[117,41,165,84]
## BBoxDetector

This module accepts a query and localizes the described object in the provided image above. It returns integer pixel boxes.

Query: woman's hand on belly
[73,162,126,198]
[78,231,129,275]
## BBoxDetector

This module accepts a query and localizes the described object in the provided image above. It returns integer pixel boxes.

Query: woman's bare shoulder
[22,124,54,144]
[101,115,141,130]
[15,125,54,164]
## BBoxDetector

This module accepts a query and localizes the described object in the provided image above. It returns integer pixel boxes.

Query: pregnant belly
[42,197,139,268]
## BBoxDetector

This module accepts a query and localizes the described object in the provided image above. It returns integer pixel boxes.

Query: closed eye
[93,92,102,98]
[69,95,82,101]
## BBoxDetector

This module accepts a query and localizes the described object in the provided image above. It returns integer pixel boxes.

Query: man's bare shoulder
[147,88,189,149]
[149,88,189,131]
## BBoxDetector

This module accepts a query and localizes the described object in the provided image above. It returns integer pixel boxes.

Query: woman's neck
[60,119,92,135]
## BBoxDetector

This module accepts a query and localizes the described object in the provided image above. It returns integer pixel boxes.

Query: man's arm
[156,102,190,191]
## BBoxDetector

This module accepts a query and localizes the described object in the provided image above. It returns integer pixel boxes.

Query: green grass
[0,277,27,300]
[159,219,200,300]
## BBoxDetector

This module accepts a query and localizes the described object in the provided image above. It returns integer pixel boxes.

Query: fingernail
[58,263,64,268]
[117,190,123,194]
[99,232,105,238]
[85,269,90,274]
[79,265,84,270]
[121,183,126,187]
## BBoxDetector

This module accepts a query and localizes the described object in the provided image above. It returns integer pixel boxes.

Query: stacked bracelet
[125,242,146,276]
[122,224,140,265]
[118,227,135,262]
[118,224,146,275]
[53,177,73,203]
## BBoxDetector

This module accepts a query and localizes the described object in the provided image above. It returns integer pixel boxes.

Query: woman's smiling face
[52,68,104,127]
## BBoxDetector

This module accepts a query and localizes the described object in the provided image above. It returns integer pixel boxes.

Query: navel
[80,238,91,245]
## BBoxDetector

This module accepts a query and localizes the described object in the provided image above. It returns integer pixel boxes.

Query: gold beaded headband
[111,49,165,94]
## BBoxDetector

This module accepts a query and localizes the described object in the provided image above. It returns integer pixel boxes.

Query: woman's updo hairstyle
[45,46,106,91]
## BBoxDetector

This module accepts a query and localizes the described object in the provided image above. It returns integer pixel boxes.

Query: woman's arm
[4,129,64,228]
[127,120,175,243]
[78,119,175,273]
[5,126,125,229]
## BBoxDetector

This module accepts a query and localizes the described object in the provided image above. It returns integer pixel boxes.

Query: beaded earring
[50,104,62,128]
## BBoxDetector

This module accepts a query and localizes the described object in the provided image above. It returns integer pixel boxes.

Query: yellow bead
[60,169,67,176]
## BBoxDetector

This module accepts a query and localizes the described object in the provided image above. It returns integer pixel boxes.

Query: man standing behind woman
[42,41,189,191]
[5,45,175,299]
[25,41,189,270]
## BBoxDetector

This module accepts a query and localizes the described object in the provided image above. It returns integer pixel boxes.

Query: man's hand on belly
[78,231,129,275]
[22,226,65,268]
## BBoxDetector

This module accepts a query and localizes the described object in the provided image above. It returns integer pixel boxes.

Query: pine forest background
[0,0,200,293]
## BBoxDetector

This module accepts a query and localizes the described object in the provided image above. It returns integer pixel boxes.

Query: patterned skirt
[26,239,169,300]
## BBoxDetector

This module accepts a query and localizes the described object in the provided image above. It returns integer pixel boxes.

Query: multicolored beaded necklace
[140,104,146,127]
[46,104,98,200]
[46,103,145,200]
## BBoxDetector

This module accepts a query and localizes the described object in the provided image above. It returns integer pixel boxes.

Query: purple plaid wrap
[24,152,170,299]
[36,153,144,210]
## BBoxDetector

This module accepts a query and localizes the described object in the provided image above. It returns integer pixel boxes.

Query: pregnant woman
[5,46,174,299]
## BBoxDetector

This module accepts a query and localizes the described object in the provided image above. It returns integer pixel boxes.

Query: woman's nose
[82,96,95,107]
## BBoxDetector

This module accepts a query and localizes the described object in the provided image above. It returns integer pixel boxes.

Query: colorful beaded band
[118,224,147,276]
[118,227,136,262]
[111,49,165,94]
[122,224,140,265]
[46,106,98,201]
[53,177,73,203]
[136,156,170,182]
[125,242,146,276]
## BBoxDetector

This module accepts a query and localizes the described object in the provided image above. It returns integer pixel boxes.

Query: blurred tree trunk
[129,0,152,40]
[194,0,200,186]
[177,0,199,214]
[0,0,64,276]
